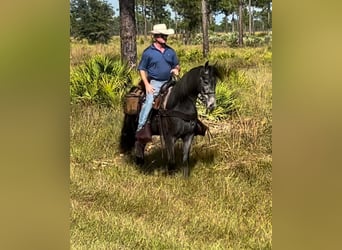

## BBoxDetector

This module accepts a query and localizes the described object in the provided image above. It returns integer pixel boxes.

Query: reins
[157,89,198,160]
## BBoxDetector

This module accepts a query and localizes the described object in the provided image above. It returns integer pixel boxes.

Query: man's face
[154,34,168,44]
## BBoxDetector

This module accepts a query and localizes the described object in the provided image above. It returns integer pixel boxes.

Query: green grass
[70,108,271,248]
[71,161,271,249]
[70,41,272,249]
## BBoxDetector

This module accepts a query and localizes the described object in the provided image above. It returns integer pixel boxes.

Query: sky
[107,0,225,23]
[108,0,119,14]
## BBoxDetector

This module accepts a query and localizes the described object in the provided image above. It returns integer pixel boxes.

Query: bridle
[198,70,216,105]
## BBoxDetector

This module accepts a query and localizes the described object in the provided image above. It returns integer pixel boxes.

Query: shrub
[226,32,239,47]
[244,35,263,47]
[177,48,203,64]
[262,49,272,65]
[70,55,132,107]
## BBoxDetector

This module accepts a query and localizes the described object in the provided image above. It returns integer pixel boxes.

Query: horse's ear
[204,61,209,73]
[204,61,209,69]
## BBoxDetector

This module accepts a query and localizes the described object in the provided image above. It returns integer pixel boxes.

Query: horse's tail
[119,114,138,154]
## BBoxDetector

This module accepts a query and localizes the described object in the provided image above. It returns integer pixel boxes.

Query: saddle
[123,77,175,115]
[133,77,208,144]
[152,79,175,110]
[152,79,208,137]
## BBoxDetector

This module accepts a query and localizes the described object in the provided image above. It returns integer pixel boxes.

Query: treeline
[135,0,272,35]
[70,0,272,44]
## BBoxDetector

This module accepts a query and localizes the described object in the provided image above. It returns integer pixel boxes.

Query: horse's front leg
[165,136,176,174]
[135,141,146,165]
[182,134,194,178]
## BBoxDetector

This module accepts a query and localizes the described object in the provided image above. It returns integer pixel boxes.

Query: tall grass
[70,105,271,248]
[70,38,272,249]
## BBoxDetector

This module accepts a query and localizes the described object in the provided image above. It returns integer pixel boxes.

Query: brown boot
[135,123,152,143]
[195,119,208,136]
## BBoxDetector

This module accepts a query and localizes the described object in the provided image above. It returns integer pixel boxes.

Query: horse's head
[198,61,220,113]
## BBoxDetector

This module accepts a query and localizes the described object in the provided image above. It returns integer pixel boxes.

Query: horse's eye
[201,76,209,82]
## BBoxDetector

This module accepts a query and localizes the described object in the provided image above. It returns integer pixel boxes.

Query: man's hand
[170,66,180,76]
[140,70,154,94]
[144,81,154,94]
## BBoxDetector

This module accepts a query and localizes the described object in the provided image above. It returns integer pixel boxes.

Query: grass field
[70,38,272,249]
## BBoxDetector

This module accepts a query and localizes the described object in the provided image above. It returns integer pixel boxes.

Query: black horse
[120,61,221,177]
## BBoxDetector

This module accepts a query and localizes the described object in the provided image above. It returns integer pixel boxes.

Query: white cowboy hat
[150,24,174,35]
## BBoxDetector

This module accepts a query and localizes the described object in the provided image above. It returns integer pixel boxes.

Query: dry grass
[70,107,271,249]
[70,40,272,249]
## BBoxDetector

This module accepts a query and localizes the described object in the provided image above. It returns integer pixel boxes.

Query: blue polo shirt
[138,44,179,81]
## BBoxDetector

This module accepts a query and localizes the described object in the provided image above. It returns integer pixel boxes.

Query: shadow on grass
[130,141,216,176]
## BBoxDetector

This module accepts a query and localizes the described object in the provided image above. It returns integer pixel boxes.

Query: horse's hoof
[168,169,177,176]
[183,167,190,178]
[167,164,177,176]
[135,156,144,166]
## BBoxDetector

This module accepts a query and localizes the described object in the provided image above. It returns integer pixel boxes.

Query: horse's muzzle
[206,95,216,113]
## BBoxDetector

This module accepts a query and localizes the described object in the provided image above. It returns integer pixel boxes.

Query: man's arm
[140,70,154,94]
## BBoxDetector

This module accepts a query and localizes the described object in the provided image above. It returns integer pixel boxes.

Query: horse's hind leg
[135,141,146,165]
[182,134,194,178]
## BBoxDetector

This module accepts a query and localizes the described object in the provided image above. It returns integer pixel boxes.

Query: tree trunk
[225,16,228,33]
[135,2,139,35]
[248,0,252,34]
[232,13,235,33]
[119,0,137,68]
[175,13,178,39]
[252,11,254,34]
[238,0,243,46]
[267,2,271,32]
[143,0,147,39]
[201,0,209,58]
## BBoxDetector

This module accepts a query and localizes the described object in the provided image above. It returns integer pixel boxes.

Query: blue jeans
[137,79,167,131]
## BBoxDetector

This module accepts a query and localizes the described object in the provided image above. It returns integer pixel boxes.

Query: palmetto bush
[70,55,132,107]
[177,48,203,64]
[192,32,240,47]
[244,35,264,47]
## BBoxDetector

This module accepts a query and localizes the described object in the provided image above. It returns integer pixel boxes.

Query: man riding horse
[135,23,207,143]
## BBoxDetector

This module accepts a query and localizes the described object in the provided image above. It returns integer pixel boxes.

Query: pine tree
[70,0,116,44]
[119,0,137,68]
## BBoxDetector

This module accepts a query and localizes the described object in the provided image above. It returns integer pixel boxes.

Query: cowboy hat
[150,24,174,35]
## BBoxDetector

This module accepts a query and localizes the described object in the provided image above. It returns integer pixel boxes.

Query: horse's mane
[167,64,221,108]
[168,66,201,104]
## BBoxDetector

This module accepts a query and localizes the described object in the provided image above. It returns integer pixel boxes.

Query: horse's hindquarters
[119,114,138,153]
